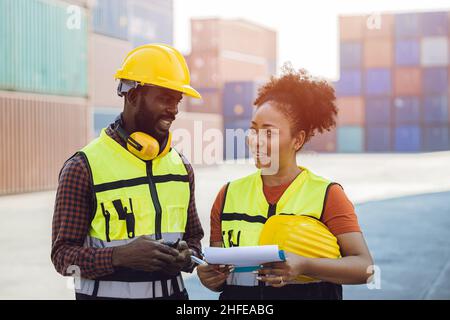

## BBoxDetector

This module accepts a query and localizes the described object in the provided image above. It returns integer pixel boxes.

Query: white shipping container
[421,36,449,66]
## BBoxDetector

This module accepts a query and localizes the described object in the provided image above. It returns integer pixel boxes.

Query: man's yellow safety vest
[75,129,191,299]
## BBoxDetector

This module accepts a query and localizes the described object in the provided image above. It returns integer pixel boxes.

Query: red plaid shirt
[51,125,204,279]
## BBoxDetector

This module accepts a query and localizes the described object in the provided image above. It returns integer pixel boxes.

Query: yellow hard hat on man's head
[115,43,201,99]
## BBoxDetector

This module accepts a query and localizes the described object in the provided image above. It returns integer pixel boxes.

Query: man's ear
[125,88,138,106]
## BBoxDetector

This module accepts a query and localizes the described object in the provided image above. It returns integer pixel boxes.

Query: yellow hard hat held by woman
[197,65,374,300]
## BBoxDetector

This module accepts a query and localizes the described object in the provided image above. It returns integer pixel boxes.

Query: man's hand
[162,240,194,275]
[112,236,180,272]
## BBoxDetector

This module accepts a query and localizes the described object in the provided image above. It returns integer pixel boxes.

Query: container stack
[326,11,450,153]
[0,0,89,194]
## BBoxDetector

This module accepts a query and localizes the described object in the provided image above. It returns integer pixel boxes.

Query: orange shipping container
[394,67,422,96]
[336,97,365,125]
[339,16,364,41]
[363,13,394,38]
[364,38,393,68]
[0,91,88,195]
[302,128,337,153]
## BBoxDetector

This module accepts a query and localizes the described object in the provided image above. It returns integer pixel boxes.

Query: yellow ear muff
[127,132,160,161]
[155,132,172,159]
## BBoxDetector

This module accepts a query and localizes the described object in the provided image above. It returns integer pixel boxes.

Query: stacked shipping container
[328,10,450,153]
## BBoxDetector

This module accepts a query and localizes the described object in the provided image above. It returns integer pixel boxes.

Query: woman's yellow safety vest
[75,129,191,299]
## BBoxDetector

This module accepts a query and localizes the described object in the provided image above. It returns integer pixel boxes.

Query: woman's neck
[261,162,302,187]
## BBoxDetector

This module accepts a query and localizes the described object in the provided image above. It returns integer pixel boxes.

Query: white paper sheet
[203,245,284,267]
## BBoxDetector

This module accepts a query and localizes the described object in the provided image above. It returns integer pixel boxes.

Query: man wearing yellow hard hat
[51,44,204,300]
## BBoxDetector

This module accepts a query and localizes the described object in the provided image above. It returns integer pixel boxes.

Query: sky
[173,0,450,80]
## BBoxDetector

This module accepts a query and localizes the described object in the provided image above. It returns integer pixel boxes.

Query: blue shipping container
[395,40,420,65]
[223,119,251,160]
[93,0,128,40]
[422,67,448,94]
[93,108,120,137]
[394,97,421,124]
[395,13,420,38]
[337,126,364,153]
[421,12,449,36]
[340,42,362,68]
[223,81,260,120]
[366,97,392,124]
[423,126,450,151]
[365,68,392,96]
[423,95,449,124]
[335,70,362,96]
[366,126,391,152]
[395,125,421,152]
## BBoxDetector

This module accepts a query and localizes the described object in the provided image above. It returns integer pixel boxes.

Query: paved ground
[0,152,449,299]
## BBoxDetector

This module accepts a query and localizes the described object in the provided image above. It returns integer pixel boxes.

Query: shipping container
[92,107,120,137]
[395,39,420,65]
[0,91,88,195]
[337,126,364,153]
[366,126,391,152]
[191,18,277,59]
[0,0,88,96]
[420,36,449,66]
[90,34,132,108]
[187,88,222,114]
[394,125,421,152]
[363,38,393,68]
[394,67,421,96]
[422,125,450,151]
[127,0,174,47]
[421,11,448,36]
[363,13,394,38]
[365,97,392,124]
[365,68,392,96]
[423,95,449,124]
[340,42,362,68]
[395,13,420,38]
[339,16,364,41]
[92,0,128,40]
[302,129,336,153]
[223,118,251,160]
[394,97,421,124]
[335,69,362,96]
[336,97,365,125]
[422,67,448,94]
[223,81,262,120]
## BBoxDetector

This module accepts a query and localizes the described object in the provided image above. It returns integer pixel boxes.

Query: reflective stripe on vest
[221,167,333,286]
[77,129,191,298]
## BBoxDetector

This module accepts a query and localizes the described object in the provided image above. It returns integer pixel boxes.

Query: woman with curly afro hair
[197,65,374,300]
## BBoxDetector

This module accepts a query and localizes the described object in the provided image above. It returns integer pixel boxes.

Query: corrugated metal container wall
[422,67,448,94]
[395,13,420,38]
[395,40,420,66]
[365,97,392,124]
[337,126,364,153]
[420,37,449,66]
[90,34,132,108]
[303,129,336,153]
[363,39,393,68]
[0,0,88,96]
[340,42,362,68]
[423,126,450,151]
[336,97,365,125]
[335,69,362,96]
[394,97,421,124]
[395,125,421,152]
[339,16,364,41]
[0,92,88,195]
[128,0,174,47]
[93,107,120,137]
[423,95,449,124]
[187,88,222,114]
[223,81,260,120]
[188,52,219,88]
[421,11,448,36]
[364,13,394,38]
[394,67,421,96]
[366,126,391,152]
[92,0,128,40]
[223,119,251,160]
[365,68,392,96]
[170,112,224,166]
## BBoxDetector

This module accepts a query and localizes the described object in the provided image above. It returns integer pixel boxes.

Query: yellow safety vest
[76,129,191,299]
[221,167,336,287]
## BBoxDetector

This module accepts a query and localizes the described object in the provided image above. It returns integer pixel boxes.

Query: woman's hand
[197,264,233,292]
[257,252,309,287]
